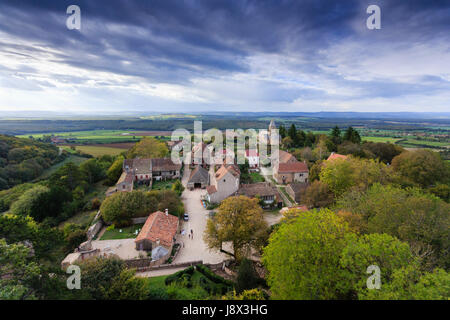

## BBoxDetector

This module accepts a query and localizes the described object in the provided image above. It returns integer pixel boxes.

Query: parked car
[183,213,189,221]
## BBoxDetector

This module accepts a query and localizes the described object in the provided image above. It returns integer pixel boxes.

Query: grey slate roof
[188,165,209,184]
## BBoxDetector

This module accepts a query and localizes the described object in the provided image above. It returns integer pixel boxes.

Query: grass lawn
[60,210,98,228]
[249,171,265,183]
[75,145,125,157]
[152,180,175,190]
[100,223,144,240]
[146,275,168,289]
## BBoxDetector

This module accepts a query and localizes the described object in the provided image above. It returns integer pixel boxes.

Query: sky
[0,0,449,115]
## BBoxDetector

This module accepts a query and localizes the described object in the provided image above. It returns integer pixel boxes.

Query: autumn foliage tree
[127,137,168,159]
[391,149,449,188]
[203,196,267,261]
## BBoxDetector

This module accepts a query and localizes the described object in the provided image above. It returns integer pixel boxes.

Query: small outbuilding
[187,165,209,190]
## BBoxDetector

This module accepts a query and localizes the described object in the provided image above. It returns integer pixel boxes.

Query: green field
[397,138,449,148]
[18,130,144,144]
[100,223,144,240]
[361,136,402,143]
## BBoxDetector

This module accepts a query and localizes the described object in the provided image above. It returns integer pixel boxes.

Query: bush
[236,259,260,293]
[147,287,168,300]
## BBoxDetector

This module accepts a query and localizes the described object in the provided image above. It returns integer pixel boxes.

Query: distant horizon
[2,110,450,121]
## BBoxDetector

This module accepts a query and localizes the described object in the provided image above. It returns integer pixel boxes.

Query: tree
[10,185,71,222]
[281,136,293,149]
[127,137,168,159]
[319,157,392,197]
[49,162,86,192]
[263,209,350,299]
[204,196,267,261]
[236,259,260,293]
[106,155,124,185]
[80,158,105,184]
[302,180,334,208]
[287,124,297,141]
[106,269,148,300]
[0,239,41,300]
[76,257,125,300]
[343,127,361,144]
[391,149,449,188]
[278,125,287,139]
[100,190,154,226]
[337,184,450,270]
[330,126,342,145]
[362,142,403,164]
[171,179,185,196]
[10,185,50,217]
[361,265,450,300]
[339,233,416,299]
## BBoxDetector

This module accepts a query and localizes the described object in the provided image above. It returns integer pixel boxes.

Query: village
[61,120,337,277]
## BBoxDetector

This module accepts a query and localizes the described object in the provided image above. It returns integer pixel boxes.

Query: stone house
[134,209,179,252]
[151,158,182,181]
[206,164,240,204]
[116,171,134,192]
[237,182,283,208]
[123,158,152,182]
[273,161,309,184]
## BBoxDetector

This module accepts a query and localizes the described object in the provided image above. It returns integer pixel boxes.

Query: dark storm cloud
[0,0,449,112]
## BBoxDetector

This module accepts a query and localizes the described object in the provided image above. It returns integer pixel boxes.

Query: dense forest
[0,135,64,190]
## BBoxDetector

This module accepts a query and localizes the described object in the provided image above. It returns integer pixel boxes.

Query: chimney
[165,208,168,216]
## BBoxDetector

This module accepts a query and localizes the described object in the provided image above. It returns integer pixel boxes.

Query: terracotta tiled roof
[206,185,217,194]
[135,211,179,248]
[151,158,181,171]
[278,162,308,173]
[215,164,240,180]
[327,152,348,161]
[278,150,297,163]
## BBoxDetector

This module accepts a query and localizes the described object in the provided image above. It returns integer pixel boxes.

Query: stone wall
[87,219,103,240]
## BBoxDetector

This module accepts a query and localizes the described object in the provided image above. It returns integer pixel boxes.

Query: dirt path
[136,267,186,278]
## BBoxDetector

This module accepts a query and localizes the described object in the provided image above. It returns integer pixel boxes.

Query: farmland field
[361,136,402,143]
[17,129,172,144]
[75,145,126,157]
